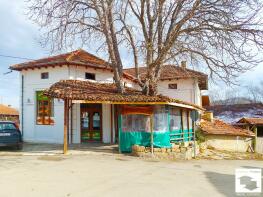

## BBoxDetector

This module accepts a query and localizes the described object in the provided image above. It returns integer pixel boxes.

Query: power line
[0,54,34,61]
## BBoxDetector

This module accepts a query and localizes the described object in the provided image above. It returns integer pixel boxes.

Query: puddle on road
[37,156,65,161]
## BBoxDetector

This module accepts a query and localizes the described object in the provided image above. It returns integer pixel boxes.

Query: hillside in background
[206,103,263,123]
[211,97,254,105]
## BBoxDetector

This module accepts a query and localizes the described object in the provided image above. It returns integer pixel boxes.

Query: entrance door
[80,104,102,142]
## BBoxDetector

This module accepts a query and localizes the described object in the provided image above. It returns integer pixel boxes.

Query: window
[36,91,54,125]
[153,106,167,132]
[122,114,150,132]
[82,112,89,129]
[85,72,96,80]
[92,112,101,130]
[168,83,177,89]
[0,123,17,132]
[169,108,181,131]
[41,72,49,79]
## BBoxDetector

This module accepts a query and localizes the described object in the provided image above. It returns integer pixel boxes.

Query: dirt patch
[37,156,65,161]
[198,149,263,160]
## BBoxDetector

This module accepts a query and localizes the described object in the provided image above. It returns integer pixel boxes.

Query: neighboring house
[0,104,19,123]
[124,63,208,106]
[235,118,263,154]
[199,113,254,152]
[10,49,207,152]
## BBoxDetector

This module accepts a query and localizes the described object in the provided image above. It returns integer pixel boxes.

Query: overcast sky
[0,0,262,109]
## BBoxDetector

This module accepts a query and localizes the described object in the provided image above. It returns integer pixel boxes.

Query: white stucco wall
[102,104,111,143]
[157,78,201,105]
[71,103,81,144]
[21,66,69,143]
[20,64,202,144]
[20,65,116,144]
[256,137,263,154]
[205,135,252,152]
[68,66,114,82]
[124,77,202,105]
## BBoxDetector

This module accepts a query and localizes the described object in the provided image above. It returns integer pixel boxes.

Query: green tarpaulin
[119,131,171,153]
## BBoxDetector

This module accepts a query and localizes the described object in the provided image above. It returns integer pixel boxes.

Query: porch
[43,80,203,154]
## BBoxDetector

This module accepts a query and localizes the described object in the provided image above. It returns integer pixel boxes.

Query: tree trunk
[142,65,158,96]
[113,71,124,94]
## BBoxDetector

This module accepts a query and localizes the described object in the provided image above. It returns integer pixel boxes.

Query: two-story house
[10,49,207,152]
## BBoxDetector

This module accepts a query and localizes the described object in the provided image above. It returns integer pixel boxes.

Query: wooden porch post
[63,99,69,154]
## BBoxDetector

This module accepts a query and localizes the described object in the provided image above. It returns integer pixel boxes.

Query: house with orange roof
[10,49,208,153]
[200,117,254,152]
[236,117,263,154]
[0,104,19,123]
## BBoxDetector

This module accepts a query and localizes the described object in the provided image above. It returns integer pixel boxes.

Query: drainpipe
[21,75,24,137]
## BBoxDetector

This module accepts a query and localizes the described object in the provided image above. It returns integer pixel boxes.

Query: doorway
[80,104,102,142]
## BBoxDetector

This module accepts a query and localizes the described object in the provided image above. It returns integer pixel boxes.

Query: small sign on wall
[168,83,177,89]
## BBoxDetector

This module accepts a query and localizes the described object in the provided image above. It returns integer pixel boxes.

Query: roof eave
[10,61,111,72]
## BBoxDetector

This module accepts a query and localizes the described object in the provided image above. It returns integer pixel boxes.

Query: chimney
[181,61,187,69]
[202,111,214,122]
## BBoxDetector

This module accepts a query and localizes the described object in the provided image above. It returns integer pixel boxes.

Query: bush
[195,128,206,144]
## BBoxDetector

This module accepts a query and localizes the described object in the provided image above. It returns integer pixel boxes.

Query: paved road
[0,154,262,197]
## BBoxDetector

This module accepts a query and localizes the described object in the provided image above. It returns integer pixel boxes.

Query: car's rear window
[0,123,17,132]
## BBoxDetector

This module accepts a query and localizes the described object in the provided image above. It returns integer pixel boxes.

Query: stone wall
[132,143,200,160]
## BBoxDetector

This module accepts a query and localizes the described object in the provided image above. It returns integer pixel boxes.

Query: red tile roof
[44,80,204,111]
[10,49,110,71]
[200,119,254,137]
[124,65,208,90]
[0,104,19,116]
[10,49,208,89]
[237,117,263,125]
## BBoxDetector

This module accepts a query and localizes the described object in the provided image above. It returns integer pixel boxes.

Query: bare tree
[246,81,263,103]
[28,0,125,93]
[28,0,263,95]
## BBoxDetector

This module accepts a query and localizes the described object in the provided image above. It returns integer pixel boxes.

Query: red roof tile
[0,104,19,116]
[10,49,110,71]
[124,65,208,90]
[200,119,254,137]
[237,117,263,125]
[44,80,204,111]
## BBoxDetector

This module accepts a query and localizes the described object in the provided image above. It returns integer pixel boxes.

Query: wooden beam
[63,99,69,154]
